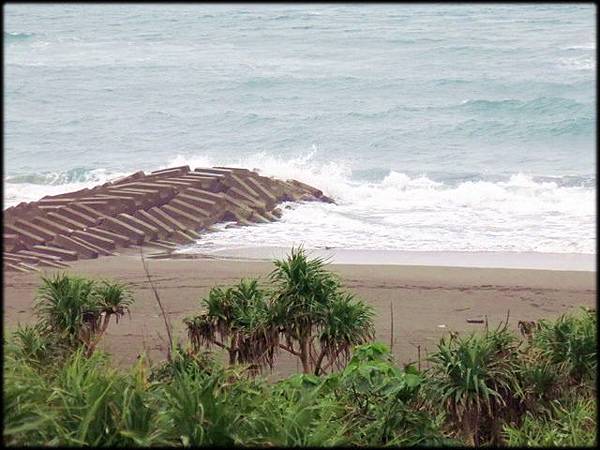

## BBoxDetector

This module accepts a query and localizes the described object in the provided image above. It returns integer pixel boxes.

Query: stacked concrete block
[3,166,333,272]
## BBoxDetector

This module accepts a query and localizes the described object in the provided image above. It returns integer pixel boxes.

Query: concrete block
[134,209,174,235]
[162,204,204,226]
[149,165,190,176]
[70,203,110,220]
[245,176,278,207]
[18,249,62,261]
[53,234,99,259]
[59,207,99,226]
[111,170,146,185]
[114,182,176,200]
[84,227,132,246]
[170,230,196,244]
[99,217,146,244]
[154,179,196,189]
[32,217,75,235]
[175,193,218,211]
[226,186,267,210]
[14,219,56,241]
[5,262,31,273]
[169,198,210,218]
[147,207,188,231]
[4,224,46,247]
[4,251,39,264]
[94,194,141,210]
[69,235,113,256]
[31,245,79,261]
[46,211,88,230]
[71,230,116,250]
[117,213,159,240]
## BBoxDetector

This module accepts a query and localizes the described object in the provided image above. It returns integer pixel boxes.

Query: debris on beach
[466,319,485,324]
[4,166,333,272]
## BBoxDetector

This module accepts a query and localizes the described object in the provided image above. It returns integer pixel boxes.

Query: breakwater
[4,165,332,272]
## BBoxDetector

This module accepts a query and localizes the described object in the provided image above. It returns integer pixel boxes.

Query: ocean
[4,4,596,259]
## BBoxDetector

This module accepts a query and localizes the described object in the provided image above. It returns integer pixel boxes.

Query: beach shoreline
[4,249,595,379]
[172,246,596,272]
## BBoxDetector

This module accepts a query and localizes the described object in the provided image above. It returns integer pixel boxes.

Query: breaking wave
[4,151,595,254]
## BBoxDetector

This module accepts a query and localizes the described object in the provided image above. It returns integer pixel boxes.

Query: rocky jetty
[3,166,333,272]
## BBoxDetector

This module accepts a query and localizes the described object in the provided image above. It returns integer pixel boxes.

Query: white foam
[166,151,595,254]
[3,168,129,208]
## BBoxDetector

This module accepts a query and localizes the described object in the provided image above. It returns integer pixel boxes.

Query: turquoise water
[4,4,596,254]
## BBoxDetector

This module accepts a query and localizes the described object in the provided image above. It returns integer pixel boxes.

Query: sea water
[4,4,596,260]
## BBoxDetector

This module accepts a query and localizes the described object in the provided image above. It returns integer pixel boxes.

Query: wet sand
[3,249,595,379]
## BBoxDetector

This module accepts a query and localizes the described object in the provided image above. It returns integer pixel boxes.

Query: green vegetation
[3,249,597,447]
[185,248,374,375]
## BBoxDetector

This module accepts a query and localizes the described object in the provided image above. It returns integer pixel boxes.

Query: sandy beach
[4,248,595,379]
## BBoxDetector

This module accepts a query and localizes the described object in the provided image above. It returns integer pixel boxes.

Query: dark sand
[4,249,595,379]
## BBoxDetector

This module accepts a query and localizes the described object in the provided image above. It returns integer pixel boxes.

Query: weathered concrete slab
[99,217,146,243]
[72,230,117,250]
[69,235,114,256]
[59,207,99,226]
[31,245,79,261]
[4,224,46,247]
[14,219,57,241]
[70,203,110,220]
[54,234,99,259]
[169,198,211,218]
[46,211,89,230]
[84,227,132,247]
[32,216,75,235]
[117,213,159,240]
[134,210,174,236]
[148,207,188,231]
[162,204,205,227]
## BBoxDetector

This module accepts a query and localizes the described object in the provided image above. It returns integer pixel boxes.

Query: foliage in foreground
[4,308,596,447]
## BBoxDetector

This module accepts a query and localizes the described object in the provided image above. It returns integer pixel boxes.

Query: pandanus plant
[270,247,375,375]
[33,273,133,356]
[186,248,375,375]
[186,279,279,370]
[426,321,523,445]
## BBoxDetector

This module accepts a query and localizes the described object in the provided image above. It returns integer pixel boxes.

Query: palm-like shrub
[32,273,133,356]
[531,308,596,383]
[12,323,58,365]
[85,280,134,355]
[34,273,98,346]
[270,247,374,374]
[187,250,375,375]
[426,326,523,445]
[186,279,278,369]
[315,293,375,374]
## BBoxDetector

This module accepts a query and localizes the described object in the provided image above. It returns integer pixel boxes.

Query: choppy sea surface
[4,4,596,256]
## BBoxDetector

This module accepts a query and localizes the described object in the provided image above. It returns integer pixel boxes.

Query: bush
[503,397,597,447]
[425,326,523,445]
[531,308,596,384]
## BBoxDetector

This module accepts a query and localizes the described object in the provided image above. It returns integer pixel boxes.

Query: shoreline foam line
[172,246,596,272]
